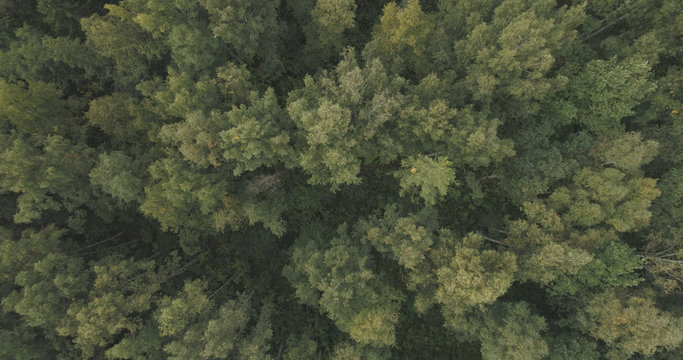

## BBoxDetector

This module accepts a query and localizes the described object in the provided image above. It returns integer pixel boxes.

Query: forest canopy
[0,0,682,359]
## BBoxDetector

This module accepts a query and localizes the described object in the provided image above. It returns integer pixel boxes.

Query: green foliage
[591,132,659,174]
[199,0,281,73]
[650,168,683,230]
[156,279,274,360]
[577,290,683,359]
[357,205,437,270]
[140,156,232,233]
[1,0,682,358]
[330,342,390,360]
[0,80,79,135]
[298,0,357,68]
[283,334,317,360]
[551,167,660,231]
[80,9,165,84]
[154,65,258,162]
[288,94,357,188]
[363,0,438,78]
[36,0,106,36]
[1,226,83,334]
[570,56,656,134]
[436,233,518,328]
[104,321,165,360]
[502,129,664,299]
[6,252,88,329]
[0,313,55,360]
[62,256,163,358]
[551,240,643,295]
[0,26,87,86]
[156,280,210,337]
[152,69,224,117]
[546,335,601,360]
[396,155,455,205]
[311,0,356,44]
[284,226,403,346]
[219,88,294,175]
[640,228,683,294]
[470,302,549,360]
[452,0,585,109]
[90,151,145,204]
[286,50,405,190]
[0,134,95,225]
[86,93,149,141]
[522,242,593,285]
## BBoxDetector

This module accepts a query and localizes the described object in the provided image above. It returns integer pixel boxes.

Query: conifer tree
[0,0,681,358]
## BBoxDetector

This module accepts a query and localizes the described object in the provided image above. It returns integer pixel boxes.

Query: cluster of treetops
[0,0,681,359]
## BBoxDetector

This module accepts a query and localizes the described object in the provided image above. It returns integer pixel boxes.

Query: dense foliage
[1,0,681,358]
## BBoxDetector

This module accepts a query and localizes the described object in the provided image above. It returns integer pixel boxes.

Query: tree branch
[72,232,123,253]
[583,12,631,42]
[209,273,237,299]
[77,238,141,256]
[164,258,199,282]
[226,47,245,65]
[484,236,508,246]
[492,228,508,235]
[276,342,285,360]
[478,174,499,182]
[638,254,683,266]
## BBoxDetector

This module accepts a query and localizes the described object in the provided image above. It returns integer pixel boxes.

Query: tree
[1,0,682,358]
[435,233,518,329]
[139,155,235,235]
[156,279,274,360]
[0,134,95,227]
[576,289,683,359]
[469,302,549,360]
[296,0,357,68]
[199,0,282,74]
[86,93,151,142]
[80,5,166,85]
[568,57,656,134]
[284,225,403,346]
[395,155,455,205]
[363,0,439,79]
[286,49,405,190]
[60,256,164,358]
[0,80,81,136]
[0,225,84,358]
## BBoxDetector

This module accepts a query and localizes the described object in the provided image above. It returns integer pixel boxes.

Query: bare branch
[484,236,508,246]
[77,238,141,256]
[164,258,199,282]
[638,254,683,266]
[583,12,631,42]
[276,342,285,360]
[72,232,123,253]
[209,273,237,299]
[478,174,499,182]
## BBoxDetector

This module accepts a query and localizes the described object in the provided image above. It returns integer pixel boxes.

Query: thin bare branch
[484,236,508,246]
[638,254,683,266]
[583,12,631,42]
[276,342,285,360]
[77,238,141,256]
[72,232,123,253]
[164,258,199,282]
[209,273,237,299]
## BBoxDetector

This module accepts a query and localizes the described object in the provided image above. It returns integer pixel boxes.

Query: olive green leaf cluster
[1,0,681,359]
